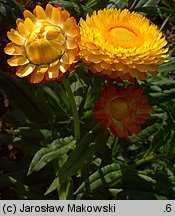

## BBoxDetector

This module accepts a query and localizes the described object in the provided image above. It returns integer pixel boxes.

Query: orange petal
[110,122,125,138]
[29,70,45,83]
[128,124,141,134]
[16,64,35,77]
[7,29,25,45]
[7,56,29,66]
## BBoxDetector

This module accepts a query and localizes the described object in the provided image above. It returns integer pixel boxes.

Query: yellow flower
[79,9,168,80]
[4,4,80,83]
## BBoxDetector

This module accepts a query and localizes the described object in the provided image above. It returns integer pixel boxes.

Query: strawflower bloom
[79,9,168,81]
[4,4,80,83]
[94,85,151,138]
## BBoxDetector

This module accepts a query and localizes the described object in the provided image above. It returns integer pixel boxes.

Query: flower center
[24,21,66,65]
[107,24,142,48]
[109,27,136,41]
[110,99,131,120]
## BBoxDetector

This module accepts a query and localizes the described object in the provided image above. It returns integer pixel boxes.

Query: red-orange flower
[94,85,151,138]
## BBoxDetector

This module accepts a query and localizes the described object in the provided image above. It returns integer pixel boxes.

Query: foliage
[0,0,175,200]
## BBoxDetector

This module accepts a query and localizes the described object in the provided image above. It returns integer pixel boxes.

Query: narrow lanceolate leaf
[28,136,76,175]
[151,79,175,90]
[45,177,59,195]
[127,123,161,144]
[58,125,106,184]
[158,58,175,73]
[45,126,107,195]
[144,126,170,158]
[74,163,122,196]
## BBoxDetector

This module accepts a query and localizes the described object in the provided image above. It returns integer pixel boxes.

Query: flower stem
[62,76,80,141]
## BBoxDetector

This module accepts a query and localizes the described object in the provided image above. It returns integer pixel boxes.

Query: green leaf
[58,125,104,184]
[45,177,59,195]
[144,126,170,158]
[74,163,122,196]
[84,0,109,14]
[135,6,175,16]
[127,122,161,144]
[134,0,160,8]
[158,58,175,74]
[107,0,129,9]
[50,0,81,10]
[28,136,76,175]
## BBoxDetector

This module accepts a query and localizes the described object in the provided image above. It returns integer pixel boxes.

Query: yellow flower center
[110,99,131,120]
[24,21,66,65]
[109,27,136,42]
[105,23,143,48]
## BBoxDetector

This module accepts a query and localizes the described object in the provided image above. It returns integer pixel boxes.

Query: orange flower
[79,9,168,81]
[4,4,80,83]
[94,85,151,138]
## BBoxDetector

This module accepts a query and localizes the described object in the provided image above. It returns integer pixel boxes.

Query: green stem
[135,153,167,167]
[62,76,80,141]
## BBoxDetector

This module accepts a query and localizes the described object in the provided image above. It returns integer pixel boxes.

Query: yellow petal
[24,18,34,32]
[51,7,61,25]
[23,10,37,22]
[66,37,78,49]
[45,26,62,40]
[60,52,75,64]
[86,54,102,63]
[35,66,48,74]
[60,64,69,73]
[48,65,59,78]
[4,43,23,55]
[18,22,28,37]
[16,18,24,26]
[63,17,76,35]
[62,10,70,23]
[45,4,53,19]
[35,5,46,19]
[7,56,29,66]
[4,43,15,55]
[50,59,59,67]
[7,29,25,45]
[16,64,35,77]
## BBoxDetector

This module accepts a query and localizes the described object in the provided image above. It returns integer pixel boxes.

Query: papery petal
[94,85,151,138]
[7,29,25,45]
[35,5,46,19]
[7,56,29,66]
[16,64,35,77]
